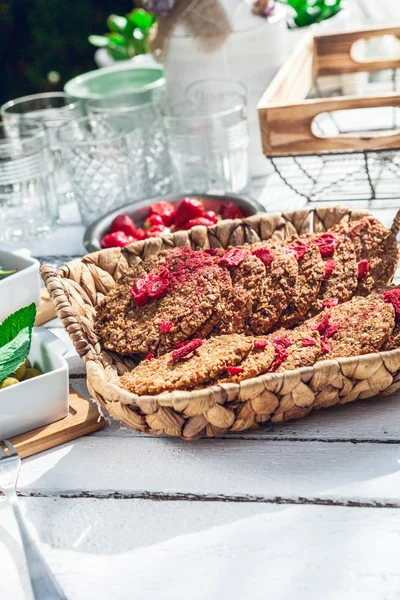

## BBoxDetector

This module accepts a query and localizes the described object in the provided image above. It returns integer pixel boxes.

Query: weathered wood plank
[18,437,400,504]
[2,498,400,600]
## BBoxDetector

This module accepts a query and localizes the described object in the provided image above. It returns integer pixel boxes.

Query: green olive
[23,368,42,380]
[0,377,20,389]
[12,363,26,381]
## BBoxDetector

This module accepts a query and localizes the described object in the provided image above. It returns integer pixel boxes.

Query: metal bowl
[83,193,266,253]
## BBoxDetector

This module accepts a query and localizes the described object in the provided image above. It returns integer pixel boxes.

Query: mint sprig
[0,303,36,381]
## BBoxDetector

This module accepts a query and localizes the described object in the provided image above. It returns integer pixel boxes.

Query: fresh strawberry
[144,214,164,230]
[131,228,147,241]
[149,201,177,226]
[174,197,204,226]
[219,202,244,220]
[203,210,218,224]
[110,214,136,237]
[101,231,133,249]
[147,225,170,238]
[180,217,216,230]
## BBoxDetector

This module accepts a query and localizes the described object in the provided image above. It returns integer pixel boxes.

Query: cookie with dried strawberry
[382,323,400,351]
[213,247,268,335]
[119,334,253,395]
[95,248,224,355]
[274,238,324,327]
[304,294,395,360]
[336,217,399,296]
[216,337,275,384]
[248,242,299,334]
[267,328,323,372]
[302,230,358,317]
[376,286,400,351]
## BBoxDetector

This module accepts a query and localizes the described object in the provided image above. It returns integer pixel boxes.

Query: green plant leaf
[88,35,110,48]
[127,9,155,29]
[106,32,127,46]
[0,303,36,382]
[107,14,129,35]
[0,265,16,278]
[107,45,131,60]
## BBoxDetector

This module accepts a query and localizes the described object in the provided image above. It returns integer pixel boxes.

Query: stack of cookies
[93,215,400,396]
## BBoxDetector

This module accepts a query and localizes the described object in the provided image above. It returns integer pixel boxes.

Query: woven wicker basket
[41,206,400,439]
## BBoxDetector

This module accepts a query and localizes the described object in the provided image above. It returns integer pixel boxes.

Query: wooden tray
[10,388,105,459]
[35,288,56,326]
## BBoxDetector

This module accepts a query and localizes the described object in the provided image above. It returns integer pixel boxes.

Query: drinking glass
[57,115,147,225]
[0,121,55,242]
[87,95,173,197]
[164,78,250,193]
[1,92,82,210]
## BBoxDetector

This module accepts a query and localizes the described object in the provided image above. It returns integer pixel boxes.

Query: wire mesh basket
[258,25,400,205]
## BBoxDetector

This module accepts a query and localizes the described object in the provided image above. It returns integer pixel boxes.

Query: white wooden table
[2,178,400,600]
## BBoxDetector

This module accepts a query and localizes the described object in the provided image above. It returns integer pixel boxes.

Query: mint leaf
[0,303,36,381]
[0,303,36,346]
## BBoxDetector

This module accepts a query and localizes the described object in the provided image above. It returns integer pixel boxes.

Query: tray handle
[313,25,400,77]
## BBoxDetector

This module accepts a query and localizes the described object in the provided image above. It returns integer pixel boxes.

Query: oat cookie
[267,328,323,372]
[382,323,400,351]
[119,334,253,395]
[95,248,223,355]
[216,337,275,383]
[249,242,299,334]
[304,294,395,359]
[339,217,399,296]
[303,231,358,317]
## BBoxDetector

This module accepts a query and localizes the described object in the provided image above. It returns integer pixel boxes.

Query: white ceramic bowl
[0,329,69,439]
[0,249,41,324]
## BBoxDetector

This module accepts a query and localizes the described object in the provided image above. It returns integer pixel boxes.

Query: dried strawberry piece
[325,324,339,339]
[251,247,275,267]
[383,289,400,320]
[146,271,169,299]
[169,338,203,363]
[301,338,316,347]
[321,339,332,354]
[254,339,268,349]
[315,232,337,257]
[159,320,173,333]
[323,260,336,281]
[357,259,369,280]
[226,365,245,376]
[221,248,248,267]
[130,276,149,307]
[311,313,331,334]
[172,341,188,350]
[322,297,339,308]
[273,337,292,348]
[203,248,217,256]
[269,345,290,372]
[285,240,308,261]
[144,353,154,361]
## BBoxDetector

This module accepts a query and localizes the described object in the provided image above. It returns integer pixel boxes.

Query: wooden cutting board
[10,388,106,459]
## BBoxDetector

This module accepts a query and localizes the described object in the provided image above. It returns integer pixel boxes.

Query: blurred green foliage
[282,0,342,27]
[0,0,133,105]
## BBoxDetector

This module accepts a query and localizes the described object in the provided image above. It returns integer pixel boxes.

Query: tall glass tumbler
[164,79,250,193]
[57,115,145,225]
[87,94,173,197]
[1,92,82,211]
[0,121,55,242]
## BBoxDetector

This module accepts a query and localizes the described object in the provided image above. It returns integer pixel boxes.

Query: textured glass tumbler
[57,116,146,225]
[0,122,55,242]
[88,96,172,197]
[164,79,250,193]
[1,92,82,209]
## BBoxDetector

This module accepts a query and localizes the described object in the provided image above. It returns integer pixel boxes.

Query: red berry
[323,260,336,281]
[221,248,247,267]
[314,232,337,257]
[324,324,339,338]
[144,214,164,230]
[144,353,154,361]
[254,339,268,349]
[321,339,332,354]
[149,201,177,226]
[285,240,308,261]
[146,272,170,299]
[252,247,275,266]
[159,320,173,333]
[203,248,217,256]
[110,214,136,237]
[203,210,218,224]
[301,338,316,347]
[357,259,369,280]
[169,338,203,363]
[101,231,133,249]
[269,345,289,372]
[311,313,331,334]
[272,337,292,348]
[219,202,244,220]
[383,289,400,320]
[322,297,339,308]
[180,217,216,230]
[226,365,245,376]
[131,228,147,241]
[147,225,170,238]
[175,197,204,227]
